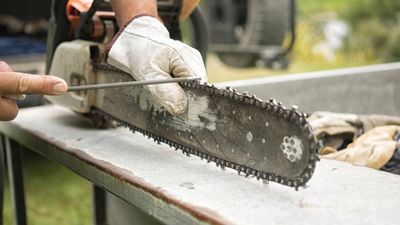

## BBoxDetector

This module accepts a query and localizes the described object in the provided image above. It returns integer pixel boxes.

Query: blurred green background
[3,0,400,224]
[208,0,400,82]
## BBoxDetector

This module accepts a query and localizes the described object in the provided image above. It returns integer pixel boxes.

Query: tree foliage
[343,0,400,62]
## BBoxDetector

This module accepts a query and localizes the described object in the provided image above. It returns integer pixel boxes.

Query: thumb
[0,72,68,95]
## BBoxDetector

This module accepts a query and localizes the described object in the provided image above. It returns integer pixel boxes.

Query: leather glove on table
[308,112,400,172]
[106,16,208,116]
[308,111,363,152]
[323,125,400,170]
[308,111,400,153]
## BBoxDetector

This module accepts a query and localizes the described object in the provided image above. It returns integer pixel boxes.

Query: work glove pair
[308,111,400,173]
[323,125,400,171]
[106,16,207,116]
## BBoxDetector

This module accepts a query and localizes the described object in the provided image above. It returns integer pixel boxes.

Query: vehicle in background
[203,0,296,69]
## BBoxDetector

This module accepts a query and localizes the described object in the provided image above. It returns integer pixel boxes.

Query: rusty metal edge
[0,121,234,225]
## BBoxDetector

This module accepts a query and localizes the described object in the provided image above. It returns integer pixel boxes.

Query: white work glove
[106,16,208,116]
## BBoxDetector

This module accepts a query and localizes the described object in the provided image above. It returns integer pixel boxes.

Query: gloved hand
[106,16,208,116]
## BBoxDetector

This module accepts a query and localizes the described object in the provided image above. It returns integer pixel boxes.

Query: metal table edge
[0,120,231,225]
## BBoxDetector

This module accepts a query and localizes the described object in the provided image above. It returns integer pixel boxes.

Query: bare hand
[0,61,68,121]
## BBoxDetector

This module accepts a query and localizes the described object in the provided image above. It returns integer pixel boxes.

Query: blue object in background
[0,37,46,56]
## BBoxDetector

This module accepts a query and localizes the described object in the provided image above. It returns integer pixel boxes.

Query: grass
[2,150,91,225]
[298,0,350,16]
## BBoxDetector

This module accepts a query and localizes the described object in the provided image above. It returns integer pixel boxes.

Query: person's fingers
[0,61,67,95]
[147,72,188,116]
[0,72,68,95]
[144,43,208,116]
[0,97,18,121]
[0,60,13,72]
[170,43,208,82]
[149,82,188,116]
[126,54,189,116]
[0,62,20,121]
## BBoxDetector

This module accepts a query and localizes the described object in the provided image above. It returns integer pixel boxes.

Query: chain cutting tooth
[260,101,268,109]
[282,108,290,118]
[233,93,241,101]
[250,96,257,105]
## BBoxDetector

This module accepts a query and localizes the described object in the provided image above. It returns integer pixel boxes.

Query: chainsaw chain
[93,63,321,189]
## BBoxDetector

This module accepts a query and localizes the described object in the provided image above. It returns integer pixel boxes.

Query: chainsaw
[45,0,320,189]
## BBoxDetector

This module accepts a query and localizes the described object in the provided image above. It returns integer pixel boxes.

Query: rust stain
[8,123,234,225]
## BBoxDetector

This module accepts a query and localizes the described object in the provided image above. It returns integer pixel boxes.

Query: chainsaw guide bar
[94,63,320,189]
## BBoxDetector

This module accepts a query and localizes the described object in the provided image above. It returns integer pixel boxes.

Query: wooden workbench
[1,105,400,225]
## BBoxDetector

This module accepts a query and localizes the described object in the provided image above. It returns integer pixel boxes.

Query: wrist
[120,14,163,29]
[118,13,163,26]
[111,0,161,26]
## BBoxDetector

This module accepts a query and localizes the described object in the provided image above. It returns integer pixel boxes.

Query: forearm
[181,0,200,20]
[111,0,158,26]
